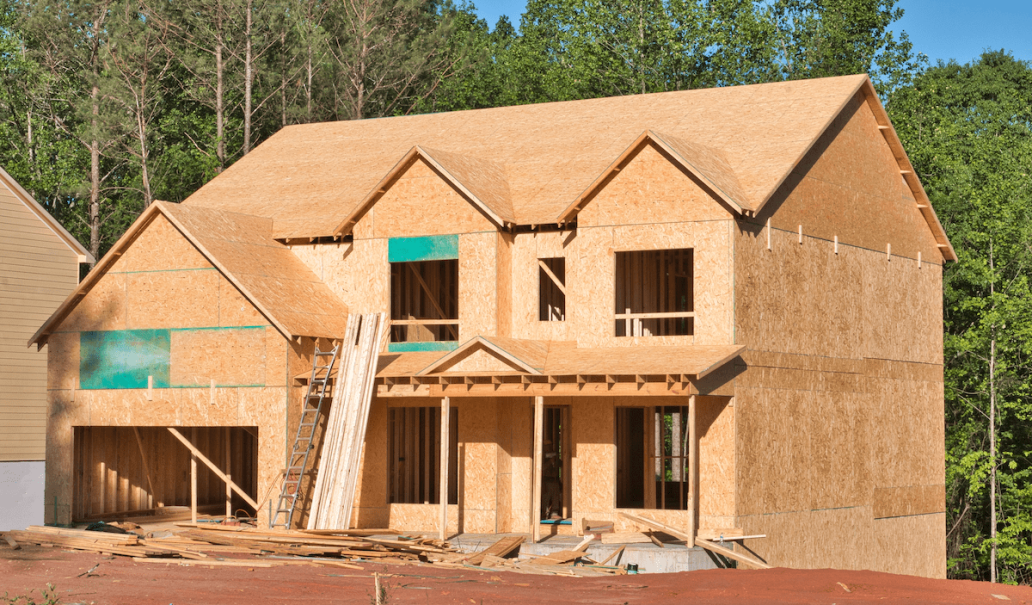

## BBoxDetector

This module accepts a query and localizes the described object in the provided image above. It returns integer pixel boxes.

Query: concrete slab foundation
[0,460,45,531]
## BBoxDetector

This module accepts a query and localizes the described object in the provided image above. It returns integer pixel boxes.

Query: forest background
[0,0,1029,585]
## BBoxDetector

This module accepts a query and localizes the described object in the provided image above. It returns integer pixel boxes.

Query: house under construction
[31,74,953,578]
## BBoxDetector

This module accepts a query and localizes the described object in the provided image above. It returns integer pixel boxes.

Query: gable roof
[0,166,94,264]
[182,74,954,261]
[334,145,514,236]
[29,202,350,347]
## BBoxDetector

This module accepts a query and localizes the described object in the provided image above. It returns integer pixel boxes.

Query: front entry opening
[72,426,258,521]
[537,405,571,521]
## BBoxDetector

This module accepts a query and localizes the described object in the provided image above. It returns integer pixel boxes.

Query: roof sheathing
[184,75,870,237]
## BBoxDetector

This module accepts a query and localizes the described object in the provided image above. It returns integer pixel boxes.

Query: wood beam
[376,381,728,398]
[167,428,261,511]
[688,394,698,544]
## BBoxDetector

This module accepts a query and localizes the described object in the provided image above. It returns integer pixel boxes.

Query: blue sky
[469,0,1032,66]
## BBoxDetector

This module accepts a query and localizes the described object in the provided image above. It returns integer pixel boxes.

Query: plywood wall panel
[117,214,211,272]
[577,143,733,228]
[357,159,496,239]
[569,397,614,516]
[509,397,533,533]
[496,233,513,338]
[62,274,128,332]
[693,221,734,345]
[872,513,946,578]
[458,232,498,339]
[336,240,389,315]
[126,271,220,330]
[170,329,266,387]
[47,332,79,391]
[568,227,613,348]
[218,278,270,327]
[458,398,498,520]
[697,397,735,518]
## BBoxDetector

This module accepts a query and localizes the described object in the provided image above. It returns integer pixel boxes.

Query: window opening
[538,258,566,322]
[388,406,458,504]
[616,406,690,511]
[389,260,459,344]
[614,249,693,337]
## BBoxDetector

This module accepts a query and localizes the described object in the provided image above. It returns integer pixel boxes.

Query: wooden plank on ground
[618,511,691,542]
[601,532,652,545]
[695,538,770,570]
[599,545,625,566]
[466,535,525,566]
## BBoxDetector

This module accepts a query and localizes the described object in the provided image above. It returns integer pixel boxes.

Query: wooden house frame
[32,74,951,577]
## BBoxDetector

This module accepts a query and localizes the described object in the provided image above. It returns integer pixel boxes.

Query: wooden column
[532,396,544,543]
[190,427,198,524]
[688,395,698,544]
[439,397,450,541]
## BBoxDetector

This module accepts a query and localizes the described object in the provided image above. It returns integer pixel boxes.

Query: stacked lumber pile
[1,525,628,576]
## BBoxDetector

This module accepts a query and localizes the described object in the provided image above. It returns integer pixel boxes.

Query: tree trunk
[306,43,313,121]
[989,239,997,584]
[243,0,253,155]
[89,84,101,264]
[216,42,225,171]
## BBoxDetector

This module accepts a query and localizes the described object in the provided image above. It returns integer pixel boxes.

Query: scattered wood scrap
[695,538,770,570]
[8,525,625,577]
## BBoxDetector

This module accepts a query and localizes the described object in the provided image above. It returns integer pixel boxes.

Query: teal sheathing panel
[388,341,459,353]
[80,329,171,390]
[388,235,459,263]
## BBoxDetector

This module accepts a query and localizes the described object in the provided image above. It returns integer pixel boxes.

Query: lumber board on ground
[695,538,770,569]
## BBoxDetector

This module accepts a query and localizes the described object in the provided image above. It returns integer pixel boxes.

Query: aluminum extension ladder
[270,344,339,529]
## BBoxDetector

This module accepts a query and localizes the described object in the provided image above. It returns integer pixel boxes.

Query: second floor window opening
[389,259,458,344]
[614,248,694,337]
[538,258,566,322]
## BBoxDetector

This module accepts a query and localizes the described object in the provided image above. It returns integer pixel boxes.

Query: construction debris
[2,525,626,577]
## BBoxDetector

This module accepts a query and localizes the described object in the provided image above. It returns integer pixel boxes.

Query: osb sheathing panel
[218,279,269,327]
[169,329,266,387]
[861,253,943,365]
[509,231,571,342]
[61,273,128,333]
[47,332,79,391]
[109,214,210,273]
[872,513,946,578]
[693,221,734,345]
[495,399,514,533]
[737,507,873,572]
[873,484,945,519]
[866,367,944,491]
[697,397,735,518]
[442,347,524,374]
[577,143,734,228]
[183,75,873,238]
[496,233,513,338]
[509,398,533,533]
[317,239,389,315]
[760,93,942,263]
[459,232,498,339]
[352,159,497,239]
[458,398,499,532]
[126,271,220,330]
[569,397,614,516]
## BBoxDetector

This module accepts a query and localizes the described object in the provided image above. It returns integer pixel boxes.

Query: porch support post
[190,427,198,524]
[688,394,698,544]
[439,397,450,541]
[532,395,544,543]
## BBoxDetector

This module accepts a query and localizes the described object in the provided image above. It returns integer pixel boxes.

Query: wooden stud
[887,243,892,261]
[798,225,803,244]
[210,379,216,405]
[131,427,156,507]
[147,375,153,401]
[439,397,450,541]
[532,396,544,543]
[918,251,922,268]
[225,428,232,518]
[766,219,771,250]
[190,428,198,524]
[834,235,838,255]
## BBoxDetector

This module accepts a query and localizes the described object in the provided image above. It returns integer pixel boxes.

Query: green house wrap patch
[80,329,171,389]
[388,341,458,353]
[388,234,459,263]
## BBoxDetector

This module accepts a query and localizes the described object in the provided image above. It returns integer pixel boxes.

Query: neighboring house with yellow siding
[0,167,92,530]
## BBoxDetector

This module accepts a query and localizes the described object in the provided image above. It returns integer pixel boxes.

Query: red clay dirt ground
[3,544,1031,605]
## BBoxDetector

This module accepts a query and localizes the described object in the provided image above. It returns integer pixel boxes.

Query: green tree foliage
[890,51,1032,584]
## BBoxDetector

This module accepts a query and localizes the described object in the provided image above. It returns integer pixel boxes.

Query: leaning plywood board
[309,313,388,529]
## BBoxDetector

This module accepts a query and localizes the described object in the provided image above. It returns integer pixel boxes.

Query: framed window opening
[389,260,459,346]
[614,248,693,337]
[538,258,566,322]
[387,406,458,505]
